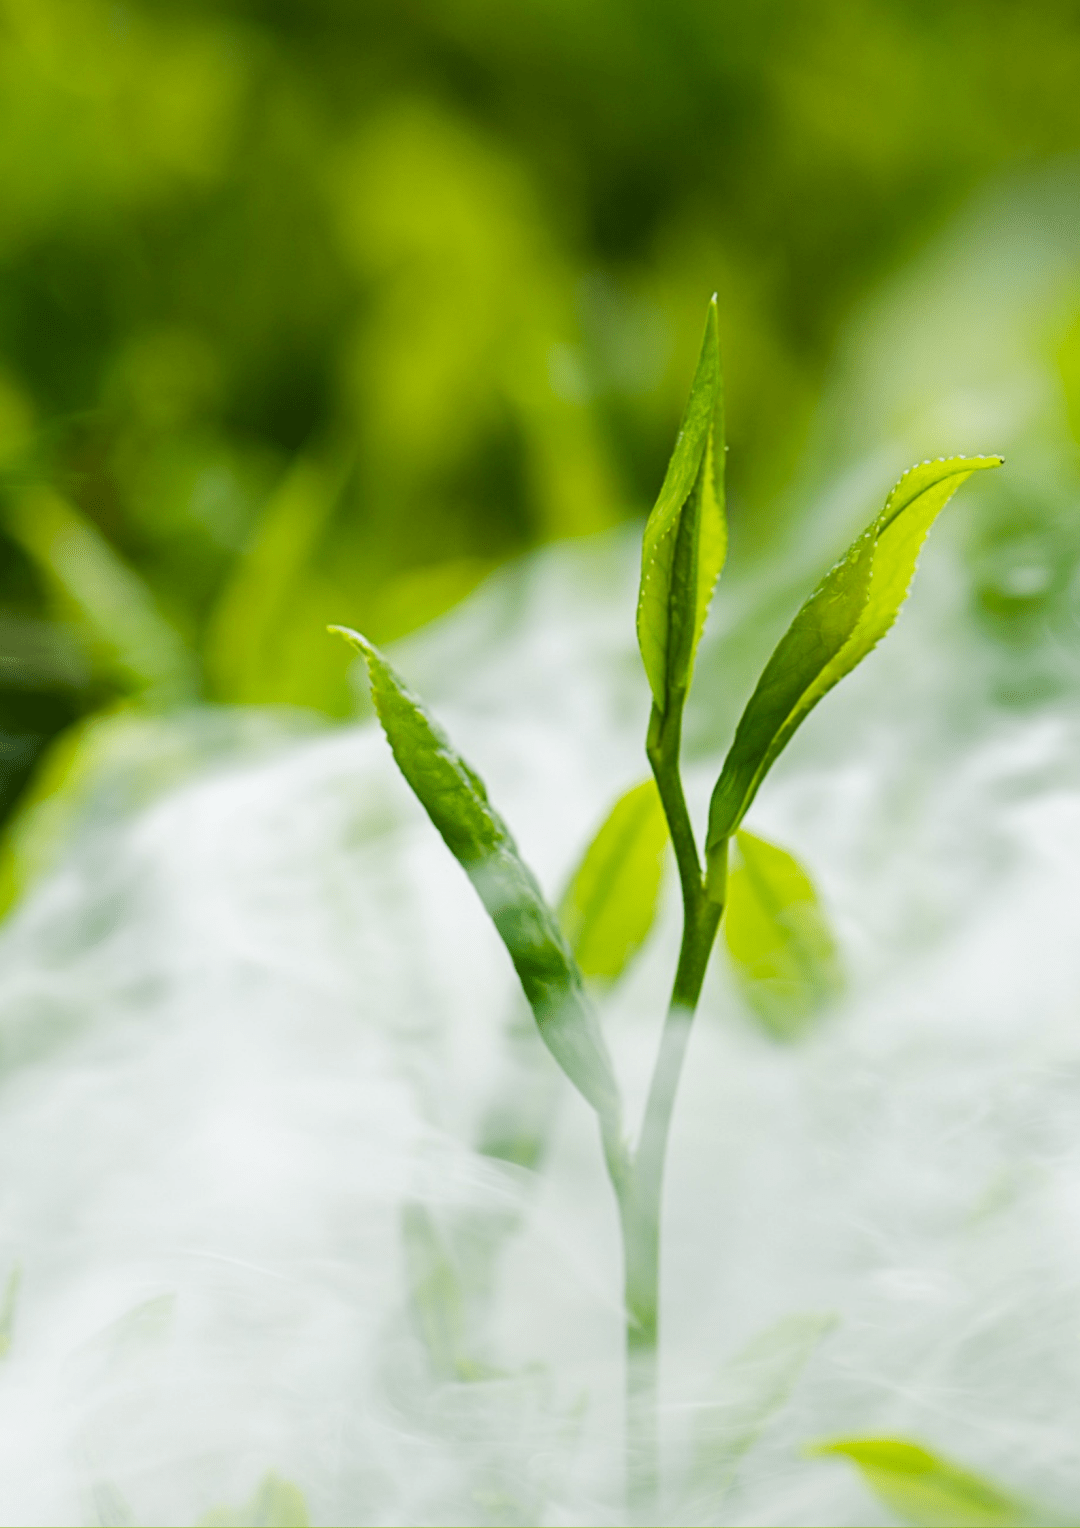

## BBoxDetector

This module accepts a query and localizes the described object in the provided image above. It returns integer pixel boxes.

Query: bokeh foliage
[4,0,1080,830]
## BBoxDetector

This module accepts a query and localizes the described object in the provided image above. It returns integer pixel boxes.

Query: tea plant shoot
[332,296,1002,1515]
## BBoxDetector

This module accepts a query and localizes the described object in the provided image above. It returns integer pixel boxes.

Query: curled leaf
[808,1437,1038,1528]
[723,829,842,1040]
[331,626,621,1129]
[706,455,1003,875]
[636,297,726,716]
[559,780,668,984]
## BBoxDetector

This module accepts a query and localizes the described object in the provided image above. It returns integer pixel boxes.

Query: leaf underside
[559,779,668,984]
[808,1437,1038,1528]
[723,829,842,1040]
[331,626,621,1126]
[707,454,1003,858]
[637,296,726,714]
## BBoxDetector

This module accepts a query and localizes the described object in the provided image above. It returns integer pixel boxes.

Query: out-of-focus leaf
[89,1480,133,1527]
[4,487,196,706]
[808,1437,1038,1527]
[706,456,1003,877]
[81,1293,175,1374]
[723,829,841,1040]
[636,296,725,715]
[559,779,667,984]
[401,1202,471,1382]
[331,626,621,1130]
[199,1472,309,1528]
[0,1266,19,1360]
[687,1312,836,1510]
[205,456,345,711]
[0,705,322,917]
[475,1001,561,1173]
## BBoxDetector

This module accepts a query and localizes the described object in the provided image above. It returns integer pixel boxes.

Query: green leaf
[688,1312,836,1508]
[0,1264,19,1359]
[706,455,1003,875]
[723,829,842,1040]
[559,779,668,984]
[401,1201,471,1381]
[199,1472,309,1528]
[331,626,622,1129]
[808,1438,1038,1527]
[206,456,344,708]
[636,296,726,715]
[3,486,197,706]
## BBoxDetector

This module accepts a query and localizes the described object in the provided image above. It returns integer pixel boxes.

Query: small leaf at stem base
[559,779,668,984]
[723,829,842,1040]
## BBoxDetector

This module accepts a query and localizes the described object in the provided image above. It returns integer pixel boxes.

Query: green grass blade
[636,296,726,714]
[559,779,668,984]
[206,456,343,707]
[4,486,197,706]
[707,455,1002,862]
[723,830,842,1040]
[808,1438,1039,1527]
[331,626,622,1128]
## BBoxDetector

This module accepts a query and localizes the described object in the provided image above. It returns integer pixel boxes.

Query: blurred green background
[3,0,1080,889]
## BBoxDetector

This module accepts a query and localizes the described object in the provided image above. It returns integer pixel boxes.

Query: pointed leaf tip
[328,623,371,652]
[636,299,727,715]
[331,629,622,1128]
[809,1437,1037,1527]
[707,453,1002,845]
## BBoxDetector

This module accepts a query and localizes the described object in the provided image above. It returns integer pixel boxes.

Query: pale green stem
[615,700,725,1516]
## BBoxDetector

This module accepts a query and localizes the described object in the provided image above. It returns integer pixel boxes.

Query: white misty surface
[4,163,1080,1525]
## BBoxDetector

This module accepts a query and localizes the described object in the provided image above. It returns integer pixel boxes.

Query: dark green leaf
[559,779,668,984]
[808,1437,1038,1527]
[723,829,842,1040]
[636,296,726,715]
[706,455,1002,875]
[331,626,622,1128]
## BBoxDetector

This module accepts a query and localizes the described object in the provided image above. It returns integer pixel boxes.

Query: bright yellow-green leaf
[723,829,841,1040]
[706,455,1003,877]
[808,1438,1038,1527]
[636,297,726,715]
[199,1471,309,1528]
[559,780,668,984]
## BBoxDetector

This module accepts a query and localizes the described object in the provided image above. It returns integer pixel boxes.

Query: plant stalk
[618,702,724,1516]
